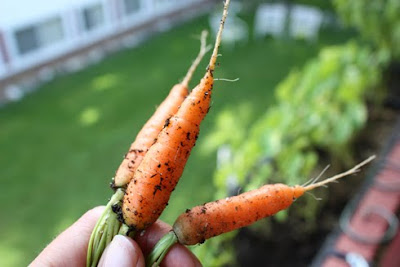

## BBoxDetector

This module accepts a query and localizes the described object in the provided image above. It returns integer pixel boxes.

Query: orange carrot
[113,30,210,187]
[173,156,375,245]
[122,0,231,230]
[146,157,375,266]
[174,183,303,245]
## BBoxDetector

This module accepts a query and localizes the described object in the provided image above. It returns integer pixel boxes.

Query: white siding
[0,0,116,76]
[0,0,210,81]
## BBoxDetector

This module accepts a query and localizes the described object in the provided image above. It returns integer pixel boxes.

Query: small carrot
[121,0,231,231]
[174,156,375,245]
[113,30,210,187]
[147,156,375,266]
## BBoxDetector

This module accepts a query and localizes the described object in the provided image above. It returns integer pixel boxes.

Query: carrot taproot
[113,30,210,188]
[173,156,375,245]
[122,0,231,230]
[174,183,303,245]
[146,156,375,267]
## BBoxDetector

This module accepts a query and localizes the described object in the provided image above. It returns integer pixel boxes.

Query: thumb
[98,235,145,267]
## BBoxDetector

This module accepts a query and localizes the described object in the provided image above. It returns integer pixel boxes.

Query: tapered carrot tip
[181,30,210,88]
[208,0,230,72]
[302,155,376,192]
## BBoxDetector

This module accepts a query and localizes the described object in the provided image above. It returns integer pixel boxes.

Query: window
[15,17,64,55]
[83,4,104,31]
[39,18,64,46]
[124,0,140,15]
[15,27,39,55]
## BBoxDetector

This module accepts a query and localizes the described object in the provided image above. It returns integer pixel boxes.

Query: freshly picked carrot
[86,30,210,267]
[120,0,230,232]
[147,156,375,266]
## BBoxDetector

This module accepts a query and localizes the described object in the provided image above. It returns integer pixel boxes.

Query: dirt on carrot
[121,1,230,231]
[172,156,375,245]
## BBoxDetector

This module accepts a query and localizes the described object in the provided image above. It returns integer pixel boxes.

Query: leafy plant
[333,0,400,62]
[196,42,380,265]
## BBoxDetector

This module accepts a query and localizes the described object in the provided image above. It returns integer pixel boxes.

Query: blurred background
[0,0,399,266]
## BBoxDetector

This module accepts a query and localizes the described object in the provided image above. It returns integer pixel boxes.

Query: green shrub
[334,0,400,62]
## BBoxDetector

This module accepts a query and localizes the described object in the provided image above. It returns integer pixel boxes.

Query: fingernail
[99,235,141,267]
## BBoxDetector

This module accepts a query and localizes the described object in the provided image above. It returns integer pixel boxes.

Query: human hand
[30,206,201,267]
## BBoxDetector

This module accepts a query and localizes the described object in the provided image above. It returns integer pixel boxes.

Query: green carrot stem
[112,219,120,238]
[118,223,130,235]
[92,223,108,267]
[87,188,125,267]
[146,231,178,267]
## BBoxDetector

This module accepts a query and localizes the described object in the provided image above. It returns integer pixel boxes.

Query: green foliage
[200,103,254,154]
[276,43,379,148]
[211,42,379,194]
[333,0,400,61]
[198,41,380,265]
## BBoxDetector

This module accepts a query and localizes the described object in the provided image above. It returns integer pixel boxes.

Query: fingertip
[135,220,172,254]
[135,220,201,267]
[99,235,145,267]
[161,244,202,267]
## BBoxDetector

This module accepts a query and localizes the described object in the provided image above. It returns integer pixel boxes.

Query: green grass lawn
[0,14,351,266]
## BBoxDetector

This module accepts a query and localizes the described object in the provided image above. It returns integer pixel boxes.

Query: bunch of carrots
[87,1,375,266]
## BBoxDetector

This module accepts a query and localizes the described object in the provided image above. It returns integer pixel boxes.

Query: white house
[254,3,288,38]
[253,3,323,40]
[289,5,323,41]
[0,0,216,103]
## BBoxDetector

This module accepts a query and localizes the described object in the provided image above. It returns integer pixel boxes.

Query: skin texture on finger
[135,220,202,267]
[98,235,145,267]
[30,206,105,267]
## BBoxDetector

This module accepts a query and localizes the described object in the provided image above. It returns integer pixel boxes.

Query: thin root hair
[214,78,240,82]
[302,164,330,187]
[236,187,242,195]
[303,155,376,192]
[306,191,323,201]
